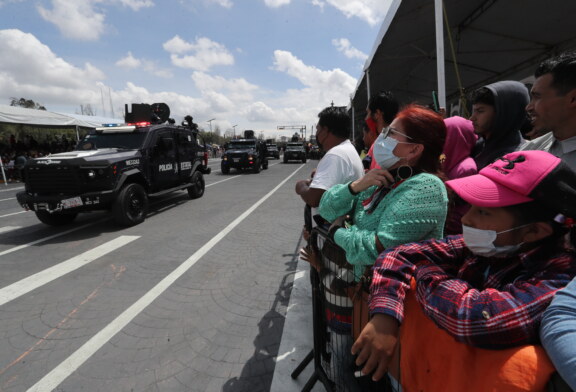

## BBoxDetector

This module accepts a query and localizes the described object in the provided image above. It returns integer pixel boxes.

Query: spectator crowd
[294,50,576,391]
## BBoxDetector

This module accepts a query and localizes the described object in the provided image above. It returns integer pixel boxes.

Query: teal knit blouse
[318,173,448,279]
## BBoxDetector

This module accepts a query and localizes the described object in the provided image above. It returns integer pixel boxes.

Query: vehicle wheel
[302,157,307,163]
[188,171,205,199]
[112,183,148,226]
[253,159,261,173]
[263,159,268,170]
[283,157,288,163]
[221,162,230,174]
[35,211,77,226]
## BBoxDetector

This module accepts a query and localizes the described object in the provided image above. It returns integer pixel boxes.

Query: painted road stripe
[0,197,16,202]
[26,164,306,392]
[0,219,108,258]
[0,186,24,193]
[0,211,27,218]
[0,235,139,307]
[0,226,21,234]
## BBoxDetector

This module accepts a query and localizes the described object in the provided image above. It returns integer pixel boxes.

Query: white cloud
[116,52,142,69]
[264,0,290,8]
[313,0,391,26]
[164,36,234,72]
[36,0,154,41]
[210,0,232,8]
[118,0,154,11]
[116,52,173,78]
[37,0,106,41]
[0,29,105,106]
[332,38,368,61]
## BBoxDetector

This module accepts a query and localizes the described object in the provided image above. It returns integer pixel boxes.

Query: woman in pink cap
[351,150,576,389]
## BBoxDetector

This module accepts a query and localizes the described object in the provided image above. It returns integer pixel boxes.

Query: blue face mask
[462,224,529,257]
[373,132,401,169]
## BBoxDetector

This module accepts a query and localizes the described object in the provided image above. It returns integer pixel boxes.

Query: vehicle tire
[35,211,77,226]
[221,162,230,174]
[283,156,288,164]
[263,159,268,170]
[112,183,148,226]
[302,156,307,163]
[188,171,205,199]
[253,159,261,173]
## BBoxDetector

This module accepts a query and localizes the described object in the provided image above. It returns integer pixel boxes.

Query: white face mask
[373,133,401,169]
[462,224,529,257]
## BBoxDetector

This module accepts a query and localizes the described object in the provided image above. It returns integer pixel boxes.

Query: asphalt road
[0,156,314,392]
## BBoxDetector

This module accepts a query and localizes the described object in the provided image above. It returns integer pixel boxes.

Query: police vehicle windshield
[77,132,147,150]
[286,143,303,150]
[227,141,256,150]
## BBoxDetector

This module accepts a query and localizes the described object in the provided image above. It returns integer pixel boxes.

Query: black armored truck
[220,130,269,174]
[16,103,211,226]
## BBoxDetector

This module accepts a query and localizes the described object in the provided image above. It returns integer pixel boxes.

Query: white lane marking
[0,226,21,234]
[0,219,108,258]
[0,186,24,193]
[0,211,27,218]
[0,235,139,307]
[206,175,242,187]
[26,164,306,392]
[0,197,16,202]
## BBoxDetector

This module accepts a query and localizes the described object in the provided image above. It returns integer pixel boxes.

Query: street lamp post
[207,118,215,132]
[232,124,238,138]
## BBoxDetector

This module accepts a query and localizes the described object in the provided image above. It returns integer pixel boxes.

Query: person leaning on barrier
[301,105,448,281]
[352,150,576,388]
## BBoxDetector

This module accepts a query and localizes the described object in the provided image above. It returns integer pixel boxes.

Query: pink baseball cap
[446,150,563,207]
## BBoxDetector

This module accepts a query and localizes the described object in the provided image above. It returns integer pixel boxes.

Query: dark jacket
[473,81,529,169]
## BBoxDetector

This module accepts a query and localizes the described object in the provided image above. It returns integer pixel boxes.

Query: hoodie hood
[473,80,529,168]
[443,116,477,176]
[485,80,530,141]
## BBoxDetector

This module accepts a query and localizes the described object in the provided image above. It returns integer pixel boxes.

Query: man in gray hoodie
[469,81,530,169]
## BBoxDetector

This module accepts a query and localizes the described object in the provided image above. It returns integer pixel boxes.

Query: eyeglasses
[381,126,414,141]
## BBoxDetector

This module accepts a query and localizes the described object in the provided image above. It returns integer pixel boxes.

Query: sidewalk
[270,258,324,392]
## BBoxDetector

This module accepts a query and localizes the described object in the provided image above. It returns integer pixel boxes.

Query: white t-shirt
[310,139,364,191]
[308,140,363,225]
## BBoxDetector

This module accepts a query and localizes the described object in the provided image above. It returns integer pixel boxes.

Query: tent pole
[366,69,371,101]
[0,158,7,186]
[75,125,80,142]
[435,0,447,110]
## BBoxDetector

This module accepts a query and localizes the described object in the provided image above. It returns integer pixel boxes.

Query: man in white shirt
[522,51,576,171]
[295,106,364,209]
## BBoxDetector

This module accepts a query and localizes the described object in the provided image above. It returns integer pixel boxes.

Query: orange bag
[398,280,555,392]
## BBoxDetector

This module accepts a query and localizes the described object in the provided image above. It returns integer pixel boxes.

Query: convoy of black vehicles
[283,142,307,163]
[221,131,269,174]
[266,143,280,159]
[16,103,211,226]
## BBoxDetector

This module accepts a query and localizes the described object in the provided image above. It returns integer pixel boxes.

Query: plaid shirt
[369,235,576,349]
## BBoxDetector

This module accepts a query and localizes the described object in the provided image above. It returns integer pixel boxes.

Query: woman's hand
[350,169,395,194]
[351,313,400,381]
[299,245,322,271]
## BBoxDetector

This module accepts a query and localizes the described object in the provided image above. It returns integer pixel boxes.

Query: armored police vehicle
[16,103,211,226]
[284,142,307,163]
[221,131,268,174]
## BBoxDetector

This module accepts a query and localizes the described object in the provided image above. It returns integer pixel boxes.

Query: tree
[9,97,47,110]
[79,104,96,116]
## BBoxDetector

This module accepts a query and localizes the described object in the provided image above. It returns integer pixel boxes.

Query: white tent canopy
[0,104,121,128]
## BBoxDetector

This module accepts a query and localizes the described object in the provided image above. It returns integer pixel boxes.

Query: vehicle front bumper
[16,190,116,213]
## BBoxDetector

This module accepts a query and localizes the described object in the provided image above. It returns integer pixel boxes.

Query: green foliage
[9,97,47,111]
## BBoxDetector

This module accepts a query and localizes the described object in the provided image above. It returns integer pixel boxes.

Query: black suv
[16,103,211,226]
[284,142,307,163]
[221,139,268,174]
[266,144,280,159]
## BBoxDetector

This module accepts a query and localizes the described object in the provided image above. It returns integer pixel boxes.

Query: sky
[0,0,392,139]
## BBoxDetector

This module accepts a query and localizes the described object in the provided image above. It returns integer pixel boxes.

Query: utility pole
[232,124,238,139]
[207,118,215,132]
